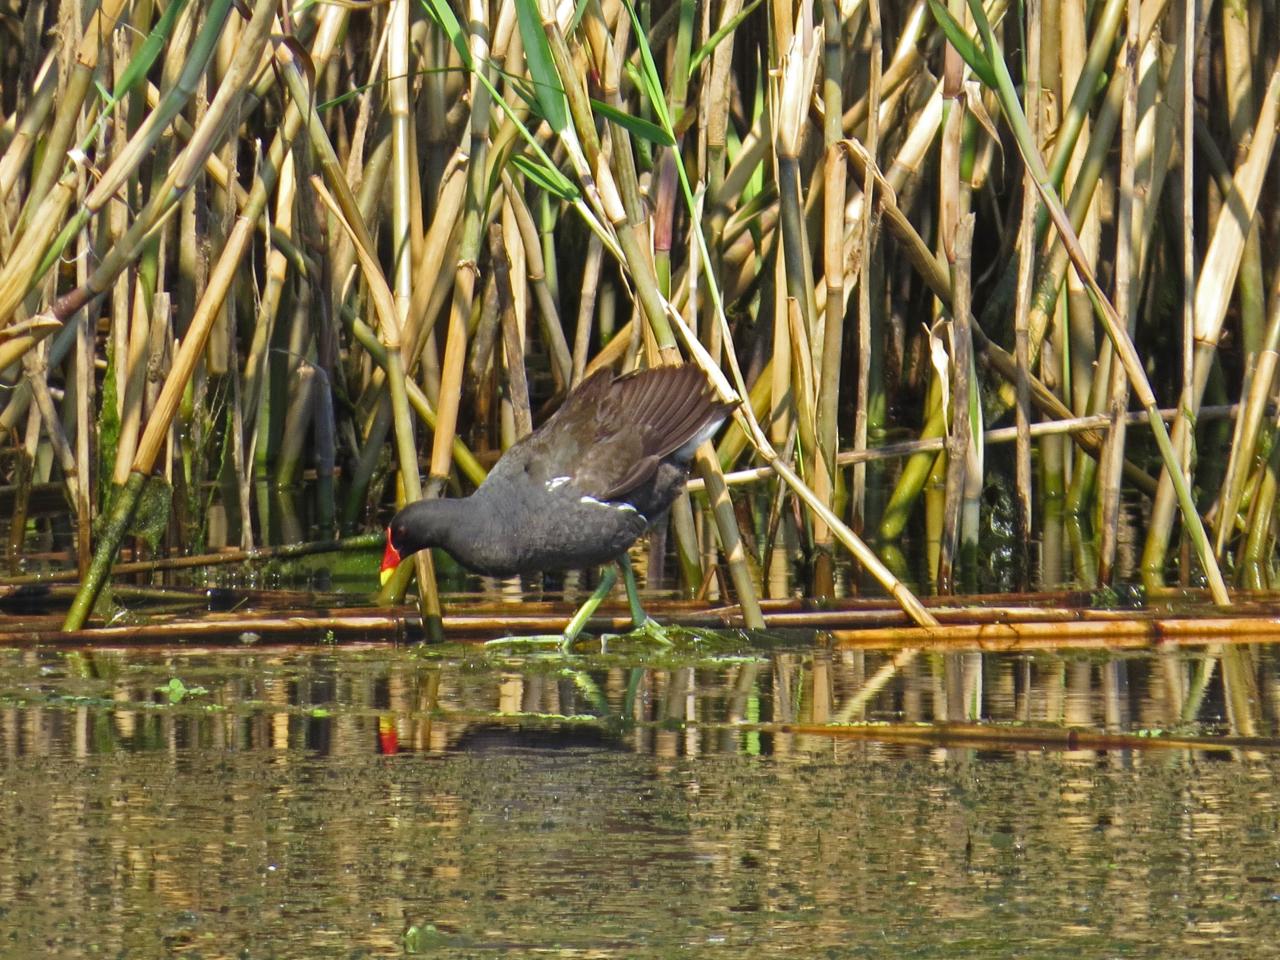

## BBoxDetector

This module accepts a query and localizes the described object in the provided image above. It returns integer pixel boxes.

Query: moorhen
[380,363,735,650]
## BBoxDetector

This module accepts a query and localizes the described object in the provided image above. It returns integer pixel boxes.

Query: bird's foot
[604,617,674,648]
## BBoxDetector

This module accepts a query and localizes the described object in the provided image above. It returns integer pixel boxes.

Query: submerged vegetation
[0,0,1277,629]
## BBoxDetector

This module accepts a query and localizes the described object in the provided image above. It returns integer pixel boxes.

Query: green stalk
[1238,442,1280,588]
[1214,290,1280,557]
[1012,0,1040,581]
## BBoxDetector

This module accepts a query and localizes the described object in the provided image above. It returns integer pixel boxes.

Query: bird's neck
[419,494,511,573]
[420,496,478,547]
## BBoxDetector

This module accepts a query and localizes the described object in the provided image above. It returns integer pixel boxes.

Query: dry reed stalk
[499,173,572,389]
[1179,0,1199,534]
[850,0,883,538]
[1059,0,1103,434]
[309,169,442,632]
[0,49,57,210]
[572,233,603,386]
[963,0,1229,603]
[585,0,759,609]
[72,249,94,579]
[388,0,420,359]
[428,5,492,492]
[10,0,128,242]
[1220,0,1265,358]
[831,616,1280,649]
[489,223,531,438]
[752,720,1277,753]
[378,0,444,633]
[1095,0,1141,584]
[991,0,1158,419]
[814,0,846,592]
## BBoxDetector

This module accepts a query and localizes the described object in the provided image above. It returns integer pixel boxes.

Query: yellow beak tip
[379,566,396,587]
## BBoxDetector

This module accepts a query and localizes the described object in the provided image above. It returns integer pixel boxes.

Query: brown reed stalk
[814,0,845,595]
[850,1,882,538]
[489,223,532,438]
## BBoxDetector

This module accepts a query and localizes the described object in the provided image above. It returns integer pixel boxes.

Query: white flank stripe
[579,495,638,514]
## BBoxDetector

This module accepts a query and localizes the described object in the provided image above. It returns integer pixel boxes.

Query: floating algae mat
[2,633,1280,957]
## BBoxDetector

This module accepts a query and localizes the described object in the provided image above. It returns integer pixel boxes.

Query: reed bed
[0,0,1277,630]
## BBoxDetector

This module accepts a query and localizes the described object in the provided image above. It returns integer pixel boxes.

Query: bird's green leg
[618,552,648,628]
[617,553,671,646]
[557,565,618,653]
[482,567,619,654]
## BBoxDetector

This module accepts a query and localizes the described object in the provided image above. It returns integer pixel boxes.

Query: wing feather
[497,365,733,500]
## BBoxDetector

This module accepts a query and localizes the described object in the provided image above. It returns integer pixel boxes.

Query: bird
[380,363,735,651]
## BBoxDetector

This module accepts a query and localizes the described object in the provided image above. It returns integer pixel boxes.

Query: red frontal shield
[380,535,402,575]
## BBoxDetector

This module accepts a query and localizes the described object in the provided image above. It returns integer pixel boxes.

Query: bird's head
[380,500,451,586]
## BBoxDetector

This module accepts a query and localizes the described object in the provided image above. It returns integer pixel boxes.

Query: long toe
[631,618,674,648]
[484,634,567,651]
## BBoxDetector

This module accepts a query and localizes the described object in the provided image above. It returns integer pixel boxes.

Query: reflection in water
[1,642,1280,957]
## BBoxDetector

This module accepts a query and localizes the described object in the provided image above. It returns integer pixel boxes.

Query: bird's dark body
[387,365,733,577]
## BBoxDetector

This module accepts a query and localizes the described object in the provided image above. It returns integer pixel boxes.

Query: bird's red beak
[379,533,401,586]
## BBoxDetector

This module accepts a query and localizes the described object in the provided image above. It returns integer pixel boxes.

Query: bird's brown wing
[518,365,731,500]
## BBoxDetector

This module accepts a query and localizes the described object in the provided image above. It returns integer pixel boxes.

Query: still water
[2,639,1280,958]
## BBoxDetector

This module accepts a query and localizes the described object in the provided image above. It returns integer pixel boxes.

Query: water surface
[2,640,1279,958]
